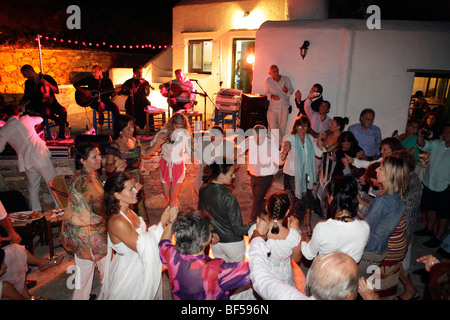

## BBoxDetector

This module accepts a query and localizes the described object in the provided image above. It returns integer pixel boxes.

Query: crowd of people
[0,63,449,301]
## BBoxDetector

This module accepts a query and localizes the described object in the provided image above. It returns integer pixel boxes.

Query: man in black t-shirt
[19,64,68,139]
[74,65,121,126]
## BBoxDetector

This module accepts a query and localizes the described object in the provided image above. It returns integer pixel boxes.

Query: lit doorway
[408,70,450,124]
[231,39,255,93]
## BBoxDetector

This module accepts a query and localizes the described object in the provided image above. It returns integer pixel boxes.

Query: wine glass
[51,132,57,141]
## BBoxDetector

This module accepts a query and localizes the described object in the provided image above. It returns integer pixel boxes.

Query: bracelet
[165,221,173,227]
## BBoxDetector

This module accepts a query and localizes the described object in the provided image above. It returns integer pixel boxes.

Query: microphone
[190,79,199,82]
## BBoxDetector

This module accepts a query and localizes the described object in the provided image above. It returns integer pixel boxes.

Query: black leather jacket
[198,183,251,243]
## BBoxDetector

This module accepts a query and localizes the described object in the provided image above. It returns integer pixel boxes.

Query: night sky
[0,0,448,52]
[0,0,180,51]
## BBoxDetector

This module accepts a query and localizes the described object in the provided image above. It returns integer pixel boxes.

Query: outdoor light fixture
[300,40,310,59]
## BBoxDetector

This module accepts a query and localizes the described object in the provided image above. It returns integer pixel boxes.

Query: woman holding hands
[99,172,178,300]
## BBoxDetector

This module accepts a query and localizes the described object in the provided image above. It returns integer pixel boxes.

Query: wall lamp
[300,41,310,59]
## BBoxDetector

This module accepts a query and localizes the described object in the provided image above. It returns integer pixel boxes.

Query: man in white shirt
[264,65,294,146]
[238,125,282,223]
[0,104,58,211]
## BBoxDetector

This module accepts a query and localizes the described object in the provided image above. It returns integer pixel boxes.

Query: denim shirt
[363,193,405,255]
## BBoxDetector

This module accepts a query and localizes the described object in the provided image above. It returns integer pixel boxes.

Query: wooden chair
[49,175,69,208]
[46,175,70,256]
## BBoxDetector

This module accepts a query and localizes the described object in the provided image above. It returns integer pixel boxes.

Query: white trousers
[24,157,57,211]
[72,253,106,300]
[212,240,246,263]
[267,108,289,146]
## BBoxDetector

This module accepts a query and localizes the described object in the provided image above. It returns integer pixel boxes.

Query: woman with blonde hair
[359,156,410,279]
[150,113,192,208]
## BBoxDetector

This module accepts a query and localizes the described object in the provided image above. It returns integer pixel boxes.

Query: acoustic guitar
[75,87,120,107]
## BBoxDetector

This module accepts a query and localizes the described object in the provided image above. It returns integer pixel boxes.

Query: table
[43,209,65,257]
[10,214,45,255]
[145,107,166,135]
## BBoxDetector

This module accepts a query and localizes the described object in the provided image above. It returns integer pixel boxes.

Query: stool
[213,109,238,131]
[93,109,114,133]
[42,118,58,140]
[179,110,204,131]
[145,108,166,135]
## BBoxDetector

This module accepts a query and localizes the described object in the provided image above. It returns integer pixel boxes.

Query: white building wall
[252,19,450,137]
[172,0,289,119]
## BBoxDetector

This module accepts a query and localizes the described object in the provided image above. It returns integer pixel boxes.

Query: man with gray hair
[348,108,382,160]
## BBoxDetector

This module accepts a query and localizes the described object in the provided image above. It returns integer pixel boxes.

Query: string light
[34,34,217,51]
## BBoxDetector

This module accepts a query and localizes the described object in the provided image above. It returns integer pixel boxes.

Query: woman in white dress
[231,192,302,300]
[99,172,177,300]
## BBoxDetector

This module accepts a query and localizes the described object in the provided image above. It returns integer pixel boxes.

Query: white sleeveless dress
[231,224,301,300]
[98,211,164,300]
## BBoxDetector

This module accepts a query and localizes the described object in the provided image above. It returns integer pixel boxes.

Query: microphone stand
[192,80,216,130]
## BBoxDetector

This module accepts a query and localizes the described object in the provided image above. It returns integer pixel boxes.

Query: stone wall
[0,47,151,116]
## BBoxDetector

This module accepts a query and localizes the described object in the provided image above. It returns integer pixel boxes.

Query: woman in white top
[301,175,370,263]
[99,172,177,300]
[231,192,302,300]
[150,113,192,208]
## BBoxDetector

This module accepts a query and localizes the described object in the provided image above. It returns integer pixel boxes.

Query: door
[231,39,255,93]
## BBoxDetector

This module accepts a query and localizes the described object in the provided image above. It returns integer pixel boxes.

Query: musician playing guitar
[161,69,197,113]
[73,65,121,126]
[19,64,68,140]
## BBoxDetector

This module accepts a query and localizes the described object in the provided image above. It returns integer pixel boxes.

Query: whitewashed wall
[252,19,450,137]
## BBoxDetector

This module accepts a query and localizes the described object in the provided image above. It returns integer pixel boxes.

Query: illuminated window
[188,40,212,74]
[408,69,450,121]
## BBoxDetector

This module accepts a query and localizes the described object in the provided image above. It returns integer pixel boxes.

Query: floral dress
[60,169,107,261]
